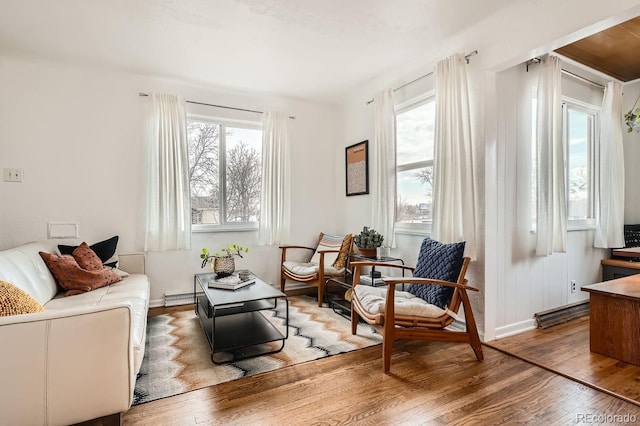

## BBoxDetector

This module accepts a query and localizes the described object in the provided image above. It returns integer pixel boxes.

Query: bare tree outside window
[187,118,262,227]
[226,140,261,222]
[188,121,219,224]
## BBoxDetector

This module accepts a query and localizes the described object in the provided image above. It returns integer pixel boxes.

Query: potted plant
[625,95,640,133]
[200,244,249,277]
[354,226,384,258]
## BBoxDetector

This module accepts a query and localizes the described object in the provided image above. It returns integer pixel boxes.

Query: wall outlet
[571,280,577,293]
[3,168,23,182]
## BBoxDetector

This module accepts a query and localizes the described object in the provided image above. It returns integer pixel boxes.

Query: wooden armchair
[350,237,483,373]
[280,233,353,307]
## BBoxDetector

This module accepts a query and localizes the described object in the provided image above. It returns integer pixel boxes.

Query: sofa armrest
[119,253,145,274]
[0,303,135,426]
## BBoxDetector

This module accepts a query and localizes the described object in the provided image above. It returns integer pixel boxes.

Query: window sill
[192,223,258,233]
[394,222,432,237]
[530,220,596,233]
[567,219,596,232]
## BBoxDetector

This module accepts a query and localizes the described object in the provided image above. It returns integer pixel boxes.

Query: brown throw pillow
[0,280,45,316]
[333,234,353,269]
[39,252,122,297]
[72,242,104,271]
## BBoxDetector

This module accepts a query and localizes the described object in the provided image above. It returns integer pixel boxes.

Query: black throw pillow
[59,236,119,268]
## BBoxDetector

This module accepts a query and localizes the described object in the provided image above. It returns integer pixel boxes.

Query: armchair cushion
[282,261,343,277]
[354,285,446,318]
[309,233,352,268]
[407,238,465,309]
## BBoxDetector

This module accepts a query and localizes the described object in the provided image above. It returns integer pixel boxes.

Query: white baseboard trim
[493,319,537,339]
[149,298,164,308]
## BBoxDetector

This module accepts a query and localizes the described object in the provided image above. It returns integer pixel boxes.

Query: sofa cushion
[43,274,150,370]
[39,252,122,297]
[0,242,59,305]
[0,280,45,316]
[59,236,119,268]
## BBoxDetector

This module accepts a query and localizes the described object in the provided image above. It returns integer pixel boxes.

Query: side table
[325,254,404,318]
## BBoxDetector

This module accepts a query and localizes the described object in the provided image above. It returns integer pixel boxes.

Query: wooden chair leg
[280,272,286,293]
[317,281,324,307]
[383,318,395,373]
[460,290,484,361]
[382,334,393,373]
[351,303,359,335]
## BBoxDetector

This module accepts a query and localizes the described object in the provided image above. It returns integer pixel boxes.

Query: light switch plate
[47,222,79,239]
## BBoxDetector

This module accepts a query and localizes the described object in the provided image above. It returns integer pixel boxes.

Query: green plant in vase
[200,244,249,277]
[354,226,384,257]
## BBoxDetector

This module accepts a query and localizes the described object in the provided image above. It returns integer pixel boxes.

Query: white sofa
[0,241,150,426]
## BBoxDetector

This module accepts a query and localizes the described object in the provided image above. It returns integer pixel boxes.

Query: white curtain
[258,111,291,245]
[595,82,625,248]
[535,55,566,256]
[431,53,477,259]
[372,88,396,248]
[144,93,191,252]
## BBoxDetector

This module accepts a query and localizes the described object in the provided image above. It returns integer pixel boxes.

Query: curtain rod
[526,58,605,90]
[138,93,295,119]
[560,69,605,90]
[365,50,478,105]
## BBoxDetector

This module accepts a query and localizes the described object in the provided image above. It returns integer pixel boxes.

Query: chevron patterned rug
[133,295,381,405]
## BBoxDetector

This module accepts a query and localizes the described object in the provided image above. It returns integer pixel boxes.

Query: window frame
[562,97,600,231]
[394,93,436,235]
[188,115,262,233]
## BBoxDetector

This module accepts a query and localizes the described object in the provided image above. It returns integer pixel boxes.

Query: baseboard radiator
[164,291,203,307]
[534,300,590,329]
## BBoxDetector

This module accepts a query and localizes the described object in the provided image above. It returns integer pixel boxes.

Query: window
[395,96,436,229]
[187,117,262,230]
[564,100,598,225]
[530,97,599,230]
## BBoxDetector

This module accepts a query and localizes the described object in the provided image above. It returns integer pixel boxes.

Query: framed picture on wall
[345,140,369,196]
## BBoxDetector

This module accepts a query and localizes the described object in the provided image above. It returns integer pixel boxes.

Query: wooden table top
[613,246,640,258]
[582,274,640,301]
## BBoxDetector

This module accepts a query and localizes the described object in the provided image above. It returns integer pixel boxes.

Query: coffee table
[194,272,288,364]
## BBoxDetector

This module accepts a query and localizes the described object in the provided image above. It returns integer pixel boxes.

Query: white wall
[0,55,343,306]
[340,0,640,340]
[491,61,610,338]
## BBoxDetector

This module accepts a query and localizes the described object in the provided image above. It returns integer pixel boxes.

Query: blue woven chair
[350,238,483,373]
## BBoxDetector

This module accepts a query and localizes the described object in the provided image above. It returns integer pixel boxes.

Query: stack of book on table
[208,273,255,290]
[360,275,387,286]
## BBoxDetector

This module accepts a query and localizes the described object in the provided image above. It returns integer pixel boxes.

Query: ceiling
[0,0,514,102]
[555,16,640,82]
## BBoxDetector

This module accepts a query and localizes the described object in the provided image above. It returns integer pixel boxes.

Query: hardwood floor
[124,311,640,425]
[486,316,640,405]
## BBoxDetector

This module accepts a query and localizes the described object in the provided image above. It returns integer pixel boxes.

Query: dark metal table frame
[194,273,288,364]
